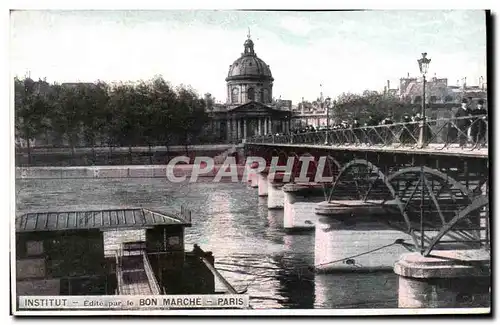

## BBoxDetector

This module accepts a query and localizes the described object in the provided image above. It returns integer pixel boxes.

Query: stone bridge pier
[282,183,325,231]
[314,204,414,272]
[257,169,269,196]
[267,172,290,209]
[394,249,490,308]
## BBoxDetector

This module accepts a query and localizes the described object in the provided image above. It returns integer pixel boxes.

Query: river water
[15,177,398,309]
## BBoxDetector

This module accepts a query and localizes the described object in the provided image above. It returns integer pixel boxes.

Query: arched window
[262,89,269,103]
[248,88,255,101]
[231,88,239,103]
[260,89,264,102]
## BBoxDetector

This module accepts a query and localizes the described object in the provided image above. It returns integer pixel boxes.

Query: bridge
[244,115,490,308]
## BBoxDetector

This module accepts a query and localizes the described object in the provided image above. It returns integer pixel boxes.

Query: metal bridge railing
[248,115,488,151]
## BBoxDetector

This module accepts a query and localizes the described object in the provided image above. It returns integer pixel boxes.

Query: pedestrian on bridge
[351,118,361,145]
[380,117,394,145]
[400,114,414,145]
[454,98,472,147]
[364,115,378,145]
[470,99,487,146]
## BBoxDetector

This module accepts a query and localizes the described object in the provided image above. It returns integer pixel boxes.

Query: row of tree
[330,90,417,124]
[15,76,212,160]
[15,75,425,157]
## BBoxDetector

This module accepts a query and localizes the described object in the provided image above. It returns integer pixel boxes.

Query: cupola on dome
[226,34,273,82]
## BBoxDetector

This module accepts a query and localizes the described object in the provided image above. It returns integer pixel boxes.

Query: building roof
[15,208,191,233]
[226,36,273,82]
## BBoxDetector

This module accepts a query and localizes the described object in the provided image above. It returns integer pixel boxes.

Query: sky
[10,10,488,104]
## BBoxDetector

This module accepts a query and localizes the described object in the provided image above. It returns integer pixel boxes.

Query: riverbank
[15,164,247,180]
[15,144,238,167]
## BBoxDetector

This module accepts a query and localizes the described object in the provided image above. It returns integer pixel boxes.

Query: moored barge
[15,206,220,297]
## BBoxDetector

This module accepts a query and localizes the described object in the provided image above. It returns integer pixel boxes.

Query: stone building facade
[398,75,487,106]
[206,34,290,142]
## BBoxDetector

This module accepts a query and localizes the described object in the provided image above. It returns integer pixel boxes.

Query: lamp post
[325,97,331,128]
[417,52,431,148]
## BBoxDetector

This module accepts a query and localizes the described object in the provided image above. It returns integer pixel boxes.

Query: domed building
[226,37,274,105]
[208,33,291,142]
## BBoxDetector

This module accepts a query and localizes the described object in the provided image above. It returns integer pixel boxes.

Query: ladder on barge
[115,244,163,295]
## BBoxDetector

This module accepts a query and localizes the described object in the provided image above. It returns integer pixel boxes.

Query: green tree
[76,81,109,163]
[14,77,51,164]
[174,85,210,154]
[145,77,177,161]
[15,75,213,166]
[47,84,85,160]
[332,91,414,124]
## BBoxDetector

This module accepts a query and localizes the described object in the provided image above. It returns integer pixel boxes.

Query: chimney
[387,80,390,90]
[407,72,410,78]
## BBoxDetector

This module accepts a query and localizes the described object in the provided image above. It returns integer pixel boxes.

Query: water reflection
[314,272,398,309]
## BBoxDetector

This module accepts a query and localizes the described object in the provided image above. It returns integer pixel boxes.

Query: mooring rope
[215,262,283,270]
[215,239,415,274]
[315,239,414,268]
[213,267,279,279]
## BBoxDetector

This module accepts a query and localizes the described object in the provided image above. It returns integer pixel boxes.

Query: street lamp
[325,97,331,128]
[417,52,431,148]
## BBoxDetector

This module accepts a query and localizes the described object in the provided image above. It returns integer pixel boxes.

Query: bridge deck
[246,143,488,158]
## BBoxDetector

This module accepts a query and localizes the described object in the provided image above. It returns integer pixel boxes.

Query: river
[15,177,398,309]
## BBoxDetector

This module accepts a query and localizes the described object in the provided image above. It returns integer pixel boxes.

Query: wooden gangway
[115,246,162,295]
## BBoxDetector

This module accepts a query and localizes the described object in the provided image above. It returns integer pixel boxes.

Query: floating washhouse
[15,207,217,296]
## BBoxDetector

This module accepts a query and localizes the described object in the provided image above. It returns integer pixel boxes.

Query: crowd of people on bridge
[274,97,487,147]
[449,98,487,147]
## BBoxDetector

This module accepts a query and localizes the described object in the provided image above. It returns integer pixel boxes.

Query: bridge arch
[384,166,489,253]
[424,195,489,256]
[327,159,397,201]
[387,166,473,200]
[326,159,414,236]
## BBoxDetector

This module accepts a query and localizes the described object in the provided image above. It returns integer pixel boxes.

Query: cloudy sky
[10,10,487,104]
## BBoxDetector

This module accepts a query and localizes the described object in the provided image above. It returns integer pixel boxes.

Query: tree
[47,84,85,160]
[78,81,110,163]
[14,75,213,165]
[80,81,110,146]
[173,85,210,153]
[146,77,177,161]
[14,77,51,164]
[332,91,414,124]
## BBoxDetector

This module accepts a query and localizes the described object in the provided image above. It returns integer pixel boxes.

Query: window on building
[248,88,255,101]
[430,96,438,103]
[263,89,269,103]
[444,95,453,102]
[26,240,44,256]
[231,88,239,104]
[414,96,422,104]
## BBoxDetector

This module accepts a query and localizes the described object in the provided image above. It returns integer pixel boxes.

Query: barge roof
[15,207,191,233]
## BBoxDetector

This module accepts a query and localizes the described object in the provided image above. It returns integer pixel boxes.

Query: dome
[226,37,274,82]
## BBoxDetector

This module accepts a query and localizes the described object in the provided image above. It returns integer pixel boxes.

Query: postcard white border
[4,0,498,321]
